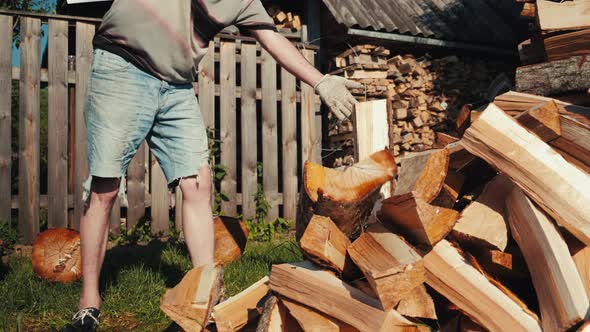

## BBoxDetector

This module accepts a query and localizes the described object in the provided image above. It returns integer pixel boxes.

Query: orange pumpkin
[32,228,82,283]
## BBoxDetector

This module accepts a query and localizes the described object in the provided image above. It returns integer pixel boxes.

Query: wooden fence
[0,10,322,244]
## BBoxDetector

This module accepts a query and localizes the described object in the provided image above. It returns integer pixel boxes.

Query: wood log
[379,193,459,248]
[299,215,359,278]
[515,55,590,96]
[214,216,249,265]
[269,262,422,332]
[213,276,270,332]
[396,284,437,320]
[297,150,397,240]
[462,103,590,245]
[515,100,562,142]
[550,115,590,169]
[347,223,425,310]
[494,91,590,123]
[394,149,450,203]
[459,316,487,332]
[506,187,589,331]
[160,265,224,332]
[537,0,590,32]
[281,297,358,332]
[431,170,465,209]
[476,248,529,281]
[424,240,542,332]
[256,296,302,332]
[519,2,536,20]
[563,230,590,302]
[451,175,513,252]
[544,29,590,62]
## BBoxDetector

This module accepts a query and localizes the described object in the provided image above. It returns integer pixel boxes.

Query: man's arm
[251,29,362,121]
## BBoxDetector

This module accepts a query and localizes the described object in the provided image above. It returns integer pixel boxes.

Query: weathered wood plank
[280,67,298,222]
[74,22,94,230]
[126,143,145,229]
[261,48,279,221]
[151,155,169,235]
[18,17,41,243]
[0,15,12,222]
[301,49,321,163]
[240,42,257,219]
[219,41,237,216]
[47,19,69,229]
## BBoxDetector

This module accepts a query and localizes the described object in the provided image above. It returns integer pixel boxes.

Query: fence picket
[127,143,145,229]
[219,40,237,216]
[0,15,12,223]
[261,49,279,221]
[74,22,94,230]
[240,42,257,219]
[47,19,69,229]
[18,17,41,243]
[281,68,298,222]
[151,156,169,235]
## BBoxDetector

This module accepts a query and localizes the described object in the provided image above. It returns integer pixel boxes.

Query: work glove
[314,74,363,121]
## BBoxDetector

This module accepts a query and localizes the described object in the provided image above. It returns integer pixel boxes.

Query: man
[66,1,361,331]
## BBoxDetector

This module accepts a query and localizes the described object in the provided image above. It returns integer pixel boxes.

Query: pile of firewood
[328,45,511,164]
[266,5,302,31]
[159,89,590,331]
[516,0,590,104]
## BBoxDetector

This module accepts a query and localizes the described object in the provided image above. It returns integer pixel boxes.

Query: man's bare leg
[78,177,120,310]
[179,164,215,266]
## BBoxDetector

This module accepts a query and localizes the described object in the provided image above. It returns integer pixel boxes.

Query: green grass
[0,236,302,332]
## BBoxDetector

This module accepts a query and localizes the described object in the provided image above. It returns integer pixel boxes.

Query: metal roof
[322,0,521,46]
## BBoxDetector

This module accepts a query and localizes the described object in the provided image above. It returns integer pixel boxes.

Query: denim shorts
[83,49,209,199]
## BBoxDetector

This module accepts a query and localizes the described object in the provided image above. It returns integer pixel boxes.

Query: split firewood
[214,216,249,265]
[431,169,465,209]
[563,230,590,301]
[550,115,590,170]
[462,103,590,245]
[458,316,487,332]
[515,100,562,142]
[379,193,459,249]
[507,187,589,331]
[455,105,472,138]
[256,296,302,332]
[270,262,424,332]
[536,0,590,32]
[213,276,269,332]
[394,148,450,203]
[299,215,360,279]
[396,284,437,321]
[424,240,542,332]
[281,297,358,332]
[494,91,590,122]
[451,175,513,252]
[297,149,397,239]
[160,265,224,332]
[580,320,590,332]
[347,222,425,310]
[543,29,590,62]
[475,248,529,281]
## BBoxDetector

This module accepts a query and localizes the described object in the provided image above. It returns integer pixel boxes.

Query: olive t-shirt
[93,0,276,83]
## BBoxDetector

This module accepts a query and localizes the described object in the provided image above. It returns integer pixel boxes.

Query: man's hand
[314,75,363,121]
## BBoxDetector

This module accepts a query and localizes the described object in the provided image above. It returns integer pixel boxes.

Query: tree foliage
[0,0,54,12]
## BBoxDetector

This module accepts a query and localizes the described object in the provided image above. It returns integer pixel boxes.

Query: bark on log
[256,296,302,332]
[297,150,397,240]
[515,56,590,96]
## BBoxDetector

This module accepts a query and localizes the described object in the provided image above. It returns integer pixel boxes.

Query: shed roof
[322,0,521,46]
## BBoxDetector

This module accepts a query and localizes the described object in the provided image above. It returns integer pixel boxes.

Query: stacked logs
[266,5,302,31]
[165,91,590,331]
[328,45,512,166]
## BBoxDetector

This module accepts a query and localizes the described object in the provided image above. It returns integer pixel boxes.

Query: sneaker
[62,307,100,332]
